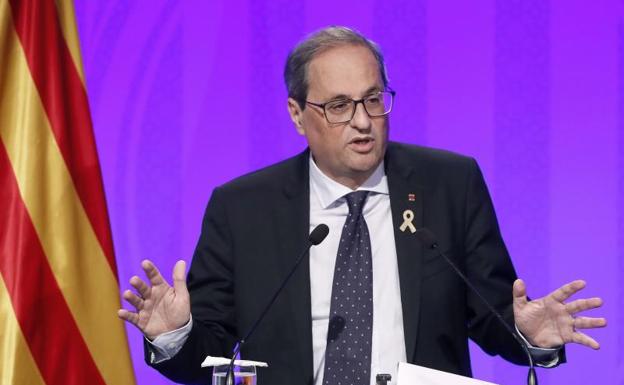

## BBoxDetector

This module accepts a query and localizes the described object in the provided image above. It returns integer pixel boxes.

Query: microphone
[225,224,330,385]
[309,223,330,245]
[414,228,537,385]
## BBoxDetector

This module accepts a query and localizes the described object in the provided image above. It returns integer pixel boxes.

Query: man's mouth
[349,137,375,152]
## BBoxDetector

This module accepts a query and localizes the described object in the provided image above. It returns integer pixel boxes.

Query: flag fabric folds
[0,0,136,384]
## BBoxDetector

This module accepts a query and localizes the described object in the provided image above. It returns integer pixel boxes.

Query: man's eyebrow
[326,86,383,102]
[325,93,350,102]
[363,86,383,95]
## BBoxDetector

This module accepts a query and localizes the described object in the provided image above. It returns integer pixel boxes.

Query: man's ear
[287,98,305,135]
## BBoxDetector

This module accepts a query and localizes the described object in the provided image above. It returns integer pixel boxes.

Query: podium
[396,362,499,385]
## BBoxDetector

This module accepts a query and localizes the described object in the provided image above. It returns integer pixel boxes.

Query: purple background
[74,1,623,384]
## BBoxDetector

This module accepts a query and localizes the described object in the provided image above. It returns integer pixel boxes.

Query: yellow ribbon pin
[400,209,416,233]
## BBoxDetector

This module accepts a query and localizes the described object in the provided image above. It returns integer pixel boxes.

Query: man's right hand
[118,260,191,340]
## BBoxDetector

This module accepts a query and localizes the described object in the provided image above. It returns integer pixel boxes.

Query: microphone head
[309,224,329,245]
[415,228,438,249]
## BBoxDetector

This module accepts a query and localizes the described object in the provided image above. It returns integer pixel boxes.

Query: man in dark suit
[118,27,606,385]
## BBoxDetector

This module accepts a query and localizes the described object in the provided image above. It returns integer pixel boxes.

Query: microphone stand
[415,228,537,385]
[224,224,329,385]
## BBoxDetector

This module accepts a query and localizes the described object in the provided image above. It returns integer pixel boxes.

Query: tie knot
[345,191,369,216]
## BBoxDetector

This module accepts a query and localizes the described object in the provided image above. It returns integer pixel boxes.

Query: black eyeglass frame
[305,90,396,124]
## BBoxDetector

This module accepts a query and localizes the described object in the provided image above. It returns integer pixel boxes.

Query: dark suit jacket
[148,142,559,384]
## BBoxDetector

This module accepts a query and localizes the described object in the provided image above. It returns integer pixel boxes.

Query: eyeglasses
[305,90,396,124]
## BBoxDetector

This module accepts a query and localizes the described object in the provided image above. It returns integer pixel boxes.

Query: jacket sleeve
[147,186,238,384]
[463,159,565,366]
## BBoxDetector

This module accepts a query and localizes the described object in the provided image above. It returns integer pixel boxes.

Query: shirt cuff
[514,324,561,368]
[145,317,193,364]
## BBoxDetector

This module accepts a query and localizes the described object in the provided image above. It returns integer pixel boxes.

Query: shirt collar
[309,154,389,210]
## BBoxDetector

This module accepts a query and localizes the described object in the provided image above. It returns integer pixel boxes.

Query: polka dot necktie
[323,191,373,385]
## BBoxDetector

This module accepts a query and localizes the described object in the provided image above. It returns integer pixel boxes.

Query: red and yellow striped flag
[0,0,136,384]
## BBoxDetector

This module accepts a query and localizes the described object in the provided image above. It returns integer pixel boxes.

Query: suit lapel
[271,144,427,379]
[385,144,425,363]
[274,149,314,384]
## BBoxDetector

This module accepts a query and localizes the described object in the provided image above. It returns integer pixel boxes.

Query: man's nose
[349,102,372,131]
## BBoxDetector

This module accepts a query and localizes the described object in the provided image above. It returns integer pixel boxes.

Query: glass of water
[212,364,257,385]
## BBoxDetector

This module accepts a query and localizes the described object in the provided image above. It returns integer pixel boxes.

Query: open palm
[513,279,606,349]
[118,260,191,340]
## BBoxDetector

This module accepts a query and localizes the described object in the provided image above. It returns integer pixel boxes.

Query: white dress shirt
[308,157,406,385]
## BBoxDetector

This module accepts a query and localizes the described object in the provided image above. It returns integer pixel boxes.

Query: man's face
[288,44,389,188]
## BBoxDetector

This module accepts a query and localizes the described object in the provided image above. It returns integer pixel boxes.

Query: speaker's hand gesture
[118,260,190,339]
[514,279,606,349]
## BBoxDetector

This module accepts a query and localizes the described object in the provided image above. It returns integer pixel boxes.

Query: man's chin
[347,155,383,175]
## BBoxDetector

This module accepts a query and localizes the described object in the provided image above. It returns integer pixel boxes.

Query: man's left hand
[513,279,606,349]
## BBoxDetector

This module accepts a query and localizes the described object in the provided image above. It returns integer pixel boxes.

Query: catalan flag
[0,1,136,384]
